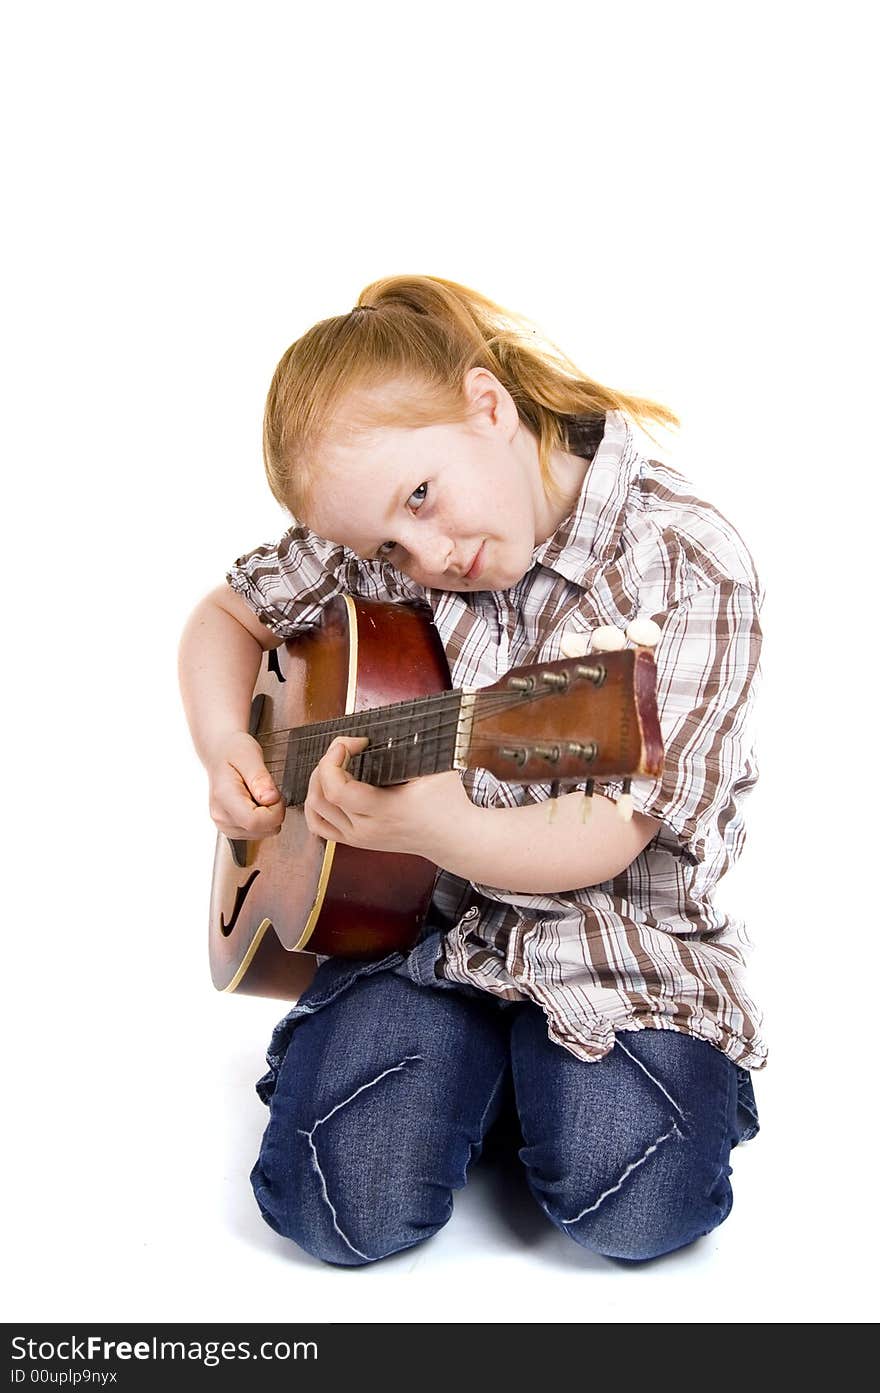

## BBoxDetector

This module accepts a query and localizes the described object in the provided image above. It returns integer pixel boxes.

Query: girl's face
[301,370,587,593]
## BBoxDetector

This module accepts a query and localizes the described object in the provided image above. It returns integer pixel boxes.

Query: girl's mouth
[465,541,485,581]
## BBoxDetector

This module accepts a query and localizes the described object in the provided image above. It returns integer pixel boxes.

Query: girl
[178,274,765,1267]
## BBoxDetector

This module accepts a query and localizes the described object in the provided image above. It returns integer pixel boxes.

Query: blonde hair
[262,273,680,516]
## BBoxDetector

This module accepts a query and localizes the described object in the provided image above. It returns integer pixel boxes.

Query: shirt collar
[530,409,642,588]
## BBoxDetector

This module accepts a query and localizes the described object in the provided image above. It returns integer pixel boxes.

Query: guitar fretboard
[278,690,464,807]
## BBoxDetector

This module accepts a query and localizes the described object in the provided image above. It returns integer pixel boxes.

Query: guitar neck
[272,646,662,806]
[278,689,464,807]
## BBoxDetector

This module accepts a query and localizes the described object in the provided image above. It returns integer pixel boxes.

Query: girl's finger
[324,735,369,770]
[304,794,352,841]
[319,762,377,819]
[315,747,363,805]
[305,773,356,835]
[305,808,347,843]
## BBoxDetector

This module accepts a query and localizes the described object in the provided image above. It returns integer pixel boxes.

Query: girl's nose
[412,531,454,576]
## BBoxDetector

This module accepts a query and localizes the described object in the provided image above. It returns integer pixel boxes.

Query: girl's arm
[304,736,660,893]
[178,587,287,838]
[178,587,275,767]
[430,785,660,891]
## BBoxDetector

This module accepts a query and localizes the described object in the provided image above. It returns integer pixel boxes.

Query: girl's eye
[375,483,429,557]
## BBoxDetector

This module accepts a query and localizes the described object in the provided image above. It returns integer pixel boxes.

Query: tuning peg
[590,625,627,652]
[560,630,590,658]
[580,778,595,822]
[500,746,528,767]
[566,740,598,762]
[617,777,634,822]
[574,664,606,687]
[625,616,662,649]
[535,745,561,763]
[547,779,562,823]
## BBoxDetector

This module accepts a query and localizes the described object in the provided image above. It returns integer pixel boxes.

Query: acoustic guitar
[209,593,663,1000]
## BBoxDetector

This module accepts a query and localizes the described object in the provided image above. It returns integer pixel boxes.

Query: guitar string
[256,706,529,761]
[252,679,594,752]
[253,685,464,736]
[252,691,526,748]
[252,664,606,742]
[257,754,592,785]
[258,732,574,768]
[259,731,600,780]
[256,695,587,779]
[253,685,605,789]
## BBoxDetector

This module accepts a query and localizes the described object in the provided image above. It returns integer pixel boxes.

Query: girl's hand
[206,731,285,840]
[304,735,477,860]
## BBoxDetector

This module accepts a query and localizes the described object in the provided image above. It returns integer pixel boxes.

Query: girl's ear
[463,366,510,435]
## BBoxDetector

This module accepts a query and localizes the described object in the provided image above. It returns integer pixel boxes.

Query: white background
[3,0,877,1325]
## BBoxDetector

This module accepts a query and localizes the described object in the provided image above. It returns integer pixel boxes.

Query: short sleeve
[226,523,427,641]
[599,580,763,877]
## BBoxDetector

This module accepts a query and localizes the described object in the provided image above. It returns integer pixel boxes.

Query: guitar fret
[390,722,403,785]
[431,686,445,775]
[402,707,417,782]
[409,706,423,779]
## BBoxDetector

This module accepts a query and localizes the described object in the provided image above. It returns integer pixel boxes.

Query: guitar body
[209,594,450,999]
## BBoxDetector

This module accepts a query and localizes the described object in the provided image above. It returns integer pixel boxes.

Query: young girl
[178,274,765,1267]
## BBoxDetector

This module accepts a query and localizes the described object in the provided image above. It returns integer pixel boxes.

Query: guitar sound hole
[219,869,261,937]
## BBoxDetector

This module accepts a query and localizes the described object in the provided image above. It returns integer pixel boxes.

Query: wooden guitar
[209,594,663,1000]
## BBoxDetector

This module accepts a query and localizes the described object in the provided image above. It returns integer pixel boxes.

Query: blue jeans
[250,961,759,1266]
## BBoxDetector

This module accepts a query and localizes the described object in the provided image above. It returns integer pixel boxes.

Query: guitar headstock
[457,647,663,785]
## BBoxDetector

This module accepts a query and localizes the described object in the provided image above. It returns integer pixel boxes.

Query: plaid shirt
[227,410,767,1077]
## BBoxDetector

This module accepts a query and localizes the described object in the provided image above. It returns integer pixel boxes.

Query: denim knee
[248,964,512,1264]
[510,1014,747,1262]
[527,1081,738,1263]
[250,1051,507,1266]
[250,1147,452,1267]
[249,1063,469,1267]
[540,1134,736,1262]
